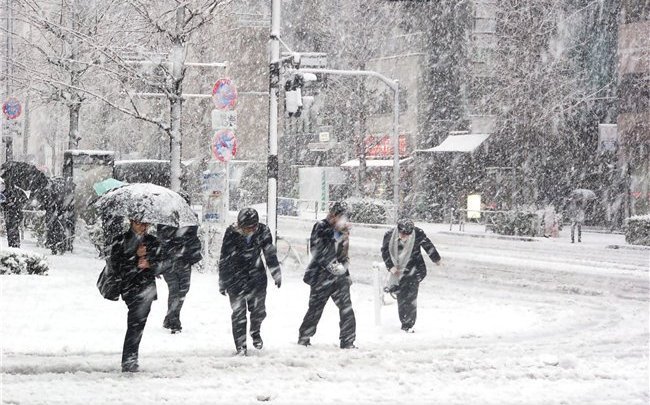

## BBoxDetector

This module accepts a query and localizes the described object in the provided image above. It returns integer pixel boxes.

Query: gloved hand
[219,288,227,296]
[275,278,281,288]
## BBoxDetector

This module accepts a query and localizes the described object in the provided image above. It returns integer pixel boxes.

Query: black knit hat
[237,208,259,228]
[329,201,348,216]
[397,218,414,235]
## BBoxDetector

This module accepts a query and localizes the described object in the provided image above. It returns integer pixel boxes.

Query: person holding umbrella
[109,216,162,372]
[219,208,282,355]
[381,218,441,333]
[568,189,594,243]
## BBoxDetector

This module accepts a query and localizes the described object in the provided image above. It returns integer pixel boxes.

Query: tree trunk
[68,0,81,150]
[356,64,368,196]
[68,102,80,149]
[169,7,186,192]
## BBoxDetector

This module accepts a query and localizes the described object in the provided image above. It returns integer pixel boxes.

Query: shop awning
[419,133,490,153]
[341,157,413,168]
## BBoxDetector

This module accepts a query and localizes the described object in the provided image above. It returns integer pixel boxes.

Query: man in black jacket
[110,218,161,372]
[298,202,357,349]
[158,225,202,334]
[381,218,441,333]
[219,208,281,355]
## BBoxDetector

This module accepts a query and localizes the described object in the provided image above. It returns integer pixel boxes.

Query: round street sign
[2,98,22,119]
[212,79,238,110]
[210,129,238,162]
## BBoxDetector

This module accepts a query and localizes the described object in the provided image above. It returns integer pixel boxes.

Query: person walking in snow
[218,208,282,355]
[568,198,585,243]
[110,217,162,372]
[157,224,202,334]
[298,202,357,349]
[381,218,441,333]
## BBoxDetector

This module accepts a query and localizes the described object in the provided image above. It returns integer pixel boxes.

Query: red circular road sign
[211,129,238,162]
[2,98,22,119]
[212,79,238,110]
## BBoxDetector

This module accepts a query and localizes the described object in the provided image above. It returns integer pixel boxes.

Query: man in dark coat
[110,218,162,372]
[2,186,26,248]
[381,218,441,333]
[45,177,66,255]
[218,208,281,355]
[298,202,357,349]
[157,224,202,333]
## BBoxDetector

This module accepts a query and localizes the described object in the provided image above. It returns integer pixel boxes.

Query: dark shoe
[171,327,182,334]
[163,319,171,329]
[252,334,263,350]
[236,346,248,356]
[297,337,311,347]
[340,342,358,349]
[121,363,139,373]
[402,327,415,334]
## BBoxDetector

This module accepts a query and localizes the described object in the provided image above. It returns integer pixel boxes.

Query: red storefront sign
[364,134,407,158]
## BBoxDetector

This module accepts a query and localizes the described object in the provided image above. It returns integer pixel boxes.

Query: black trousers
[299,276,356,346]
[122,284,155,367]
[4,209,22,248]
[228,287,267,350]
[163,264,192,329]
[396,279,419,330]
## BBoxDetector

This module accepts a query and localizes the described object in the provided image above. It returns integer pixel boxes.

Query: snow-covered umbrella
[97,183,198,227]
[570,188,596,201]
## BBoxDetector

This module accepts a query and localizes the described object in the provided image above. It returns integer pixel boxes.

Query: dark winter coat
[109,230,162,299]
[303,219,350,286]
[157,225,202,272]
[381,227,440,282]
[218,223,281,295]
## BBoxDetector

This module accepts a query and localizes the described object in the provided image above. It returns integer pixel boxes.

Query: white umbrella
[570,188,596,200]
[97,183,198,227]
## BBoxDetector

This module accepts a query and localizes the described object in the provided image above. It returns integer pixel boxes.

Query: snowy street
[2,219,648,404]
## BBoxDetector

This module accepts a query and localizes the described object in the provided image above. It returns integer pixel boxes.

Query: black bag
[97,264,121,301]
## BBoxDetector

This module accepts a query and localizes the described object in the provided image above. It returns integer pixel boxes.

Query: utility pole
[3,0,14,162]
[267,0,281,241]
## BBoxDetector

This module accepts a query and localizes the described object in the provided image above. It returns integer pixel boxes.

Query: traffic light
[284,75,304,117]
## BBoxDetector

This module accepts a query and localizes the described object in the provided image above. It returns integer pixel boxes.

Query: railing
[449,208,512,232]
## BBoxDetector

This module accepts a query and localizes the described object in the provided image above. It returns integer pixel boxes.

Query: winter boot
[236,346,248,356]
[252,333,263,350]
[340,342,358,349]
[121,362,139,373]
[297,337,311,347]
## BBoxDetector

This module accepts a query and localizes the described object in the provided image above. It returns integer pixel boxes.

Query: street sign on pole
[210,129,238,162]
[212,79,238,110]
[2,98,22,120]
[211,110,237,130]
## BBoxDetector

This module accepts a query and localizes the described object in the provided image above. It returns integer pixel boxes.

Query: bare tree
[8,0,119,150]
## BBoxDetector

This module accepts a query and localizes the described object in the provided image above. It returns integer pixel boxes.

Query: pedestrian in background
[381,218,441,333]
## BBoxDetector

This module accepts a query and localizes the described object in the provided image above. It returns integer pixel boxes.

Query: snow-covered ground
[1,219,648,404]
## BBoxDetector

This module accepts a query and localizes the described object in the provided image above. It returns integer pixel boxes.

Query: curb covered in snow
[437,231,537,242]
[606,244,650,251]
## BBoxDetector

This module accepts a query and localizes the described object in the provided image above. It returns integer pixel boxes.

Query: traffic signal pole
[298,68,400,220]
[267,0,281,241]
